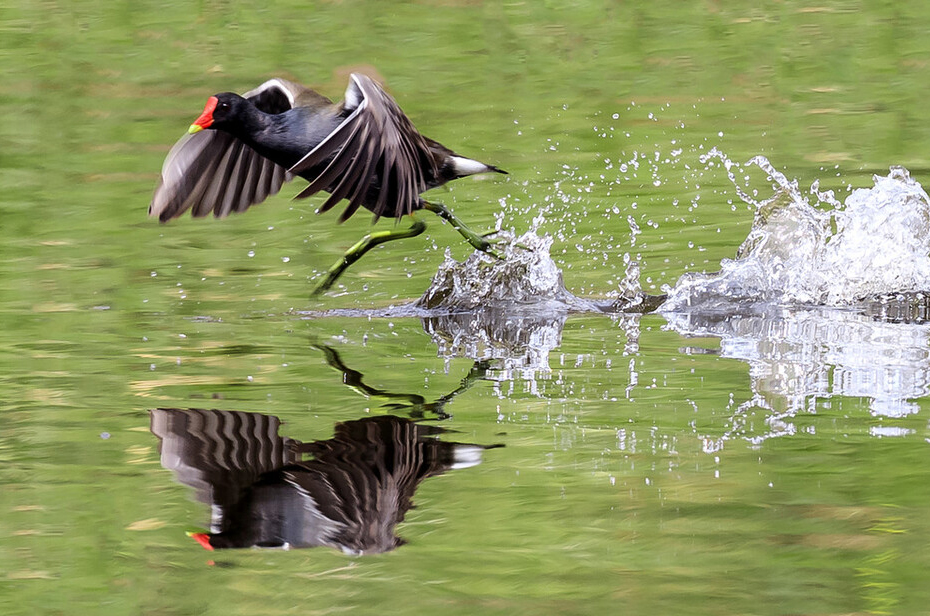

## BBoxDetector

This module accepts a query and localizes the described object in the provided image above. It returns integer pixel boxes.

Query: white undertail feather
[450,156,491,176]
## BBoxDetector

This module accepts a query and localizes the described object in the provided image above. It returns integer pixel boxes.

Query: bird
[150,73,507,295]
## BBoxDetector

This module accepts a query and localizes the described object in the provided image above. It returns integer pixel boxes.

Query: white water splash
[416,228,661,315]
[416,231,601,312]
[662,154,930,311]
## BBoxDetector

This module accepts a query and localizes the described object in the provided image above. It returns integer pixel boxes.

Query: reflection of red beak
[188,532,214,551]
[189,96,218,134]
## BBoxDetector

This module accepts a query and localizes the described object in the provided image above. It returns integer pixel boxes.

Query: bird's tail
[450,155,507,177]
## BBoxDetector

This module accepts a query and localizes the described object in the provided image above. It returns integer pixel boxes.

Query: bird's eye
[219,102,229,110]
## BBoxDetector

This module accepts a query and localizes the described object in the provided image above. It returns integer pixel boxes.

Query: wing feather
[288,74,436,223]
[217,144,248,218]
[196,141,239,217]
[338,130,379,224]
[294,115,366,205]
[150,80,297,223]
[322,126,372,218]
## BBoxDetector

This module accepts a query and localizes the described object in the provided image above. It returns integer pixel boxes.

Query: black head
[188,92,247,134]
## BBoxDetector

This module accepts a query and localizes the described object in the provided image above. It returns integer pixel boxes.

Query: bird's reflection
[151,345,499,554]
[312,342,490,419]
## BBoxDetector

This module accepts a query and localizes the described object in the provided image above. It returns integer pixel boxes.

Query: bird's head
[188,93,246,134]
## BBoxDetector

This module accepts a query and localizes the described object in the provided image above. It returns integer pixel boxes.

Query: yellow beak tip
[188,124,204,135]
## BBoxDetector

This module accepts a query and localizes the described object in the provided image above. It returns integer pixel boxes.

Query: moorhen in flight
[150,73,507,295]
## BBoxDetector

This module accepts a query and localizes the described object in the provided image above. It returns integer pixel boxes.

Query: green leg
[312,219,427,296]
[422,201,504,259]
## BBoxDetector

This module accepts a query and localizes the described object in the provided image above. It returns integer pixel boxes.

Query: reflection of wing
[148,79,304,222]
[281,416,487,554]
[149,408,294,510]
[151,409,492,553]
[290,73,437,223]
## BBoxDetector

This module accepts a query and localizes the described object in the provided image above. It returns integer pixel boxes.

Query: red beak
[188,532,214,551]
[189,96,218,134]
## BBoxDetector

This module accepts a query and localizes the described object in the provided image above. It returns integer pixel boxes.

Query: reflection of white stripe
[451,445,484,469]
[451,156,488,176]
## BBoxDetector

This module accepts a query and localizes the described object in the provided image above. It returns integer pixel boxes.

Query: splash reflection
[421,309,566,381]
[665,306,930,450]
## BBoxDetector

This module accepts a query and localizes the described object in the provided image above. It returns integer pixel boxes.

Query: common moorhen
[150,74,507,295]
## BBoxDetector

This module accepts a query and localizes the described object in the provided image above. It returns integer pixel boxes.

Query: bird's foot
[463,231,505,260]
[480,230,534,253]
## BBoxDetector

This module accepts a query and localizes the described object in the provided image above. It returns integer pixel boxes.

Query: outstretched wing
[150,407,295,508]
[149,79,301,222]
[289,74,437,223]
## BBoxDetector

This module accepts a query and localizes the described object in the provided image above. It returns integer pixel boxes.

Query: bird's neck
[225,105,274,148]
[227,106,309,169]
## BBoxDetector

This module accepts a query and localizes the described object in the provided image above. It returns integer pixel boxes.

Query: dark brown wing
[149,408,295,508]
[149,79,302,222]
[289,74,437,223]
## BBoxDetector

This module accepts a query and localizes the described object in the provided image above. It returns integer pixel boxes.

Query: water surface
[3,2,930,615]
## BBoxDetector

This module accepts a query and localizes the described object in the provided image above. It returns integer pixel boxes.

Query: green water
[3,1,930,614]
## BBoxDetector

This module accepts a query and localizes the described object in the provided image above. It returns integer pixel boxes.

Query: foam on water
[414,228,665,316]
[662,153,930,311]
[416,231,603,312]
